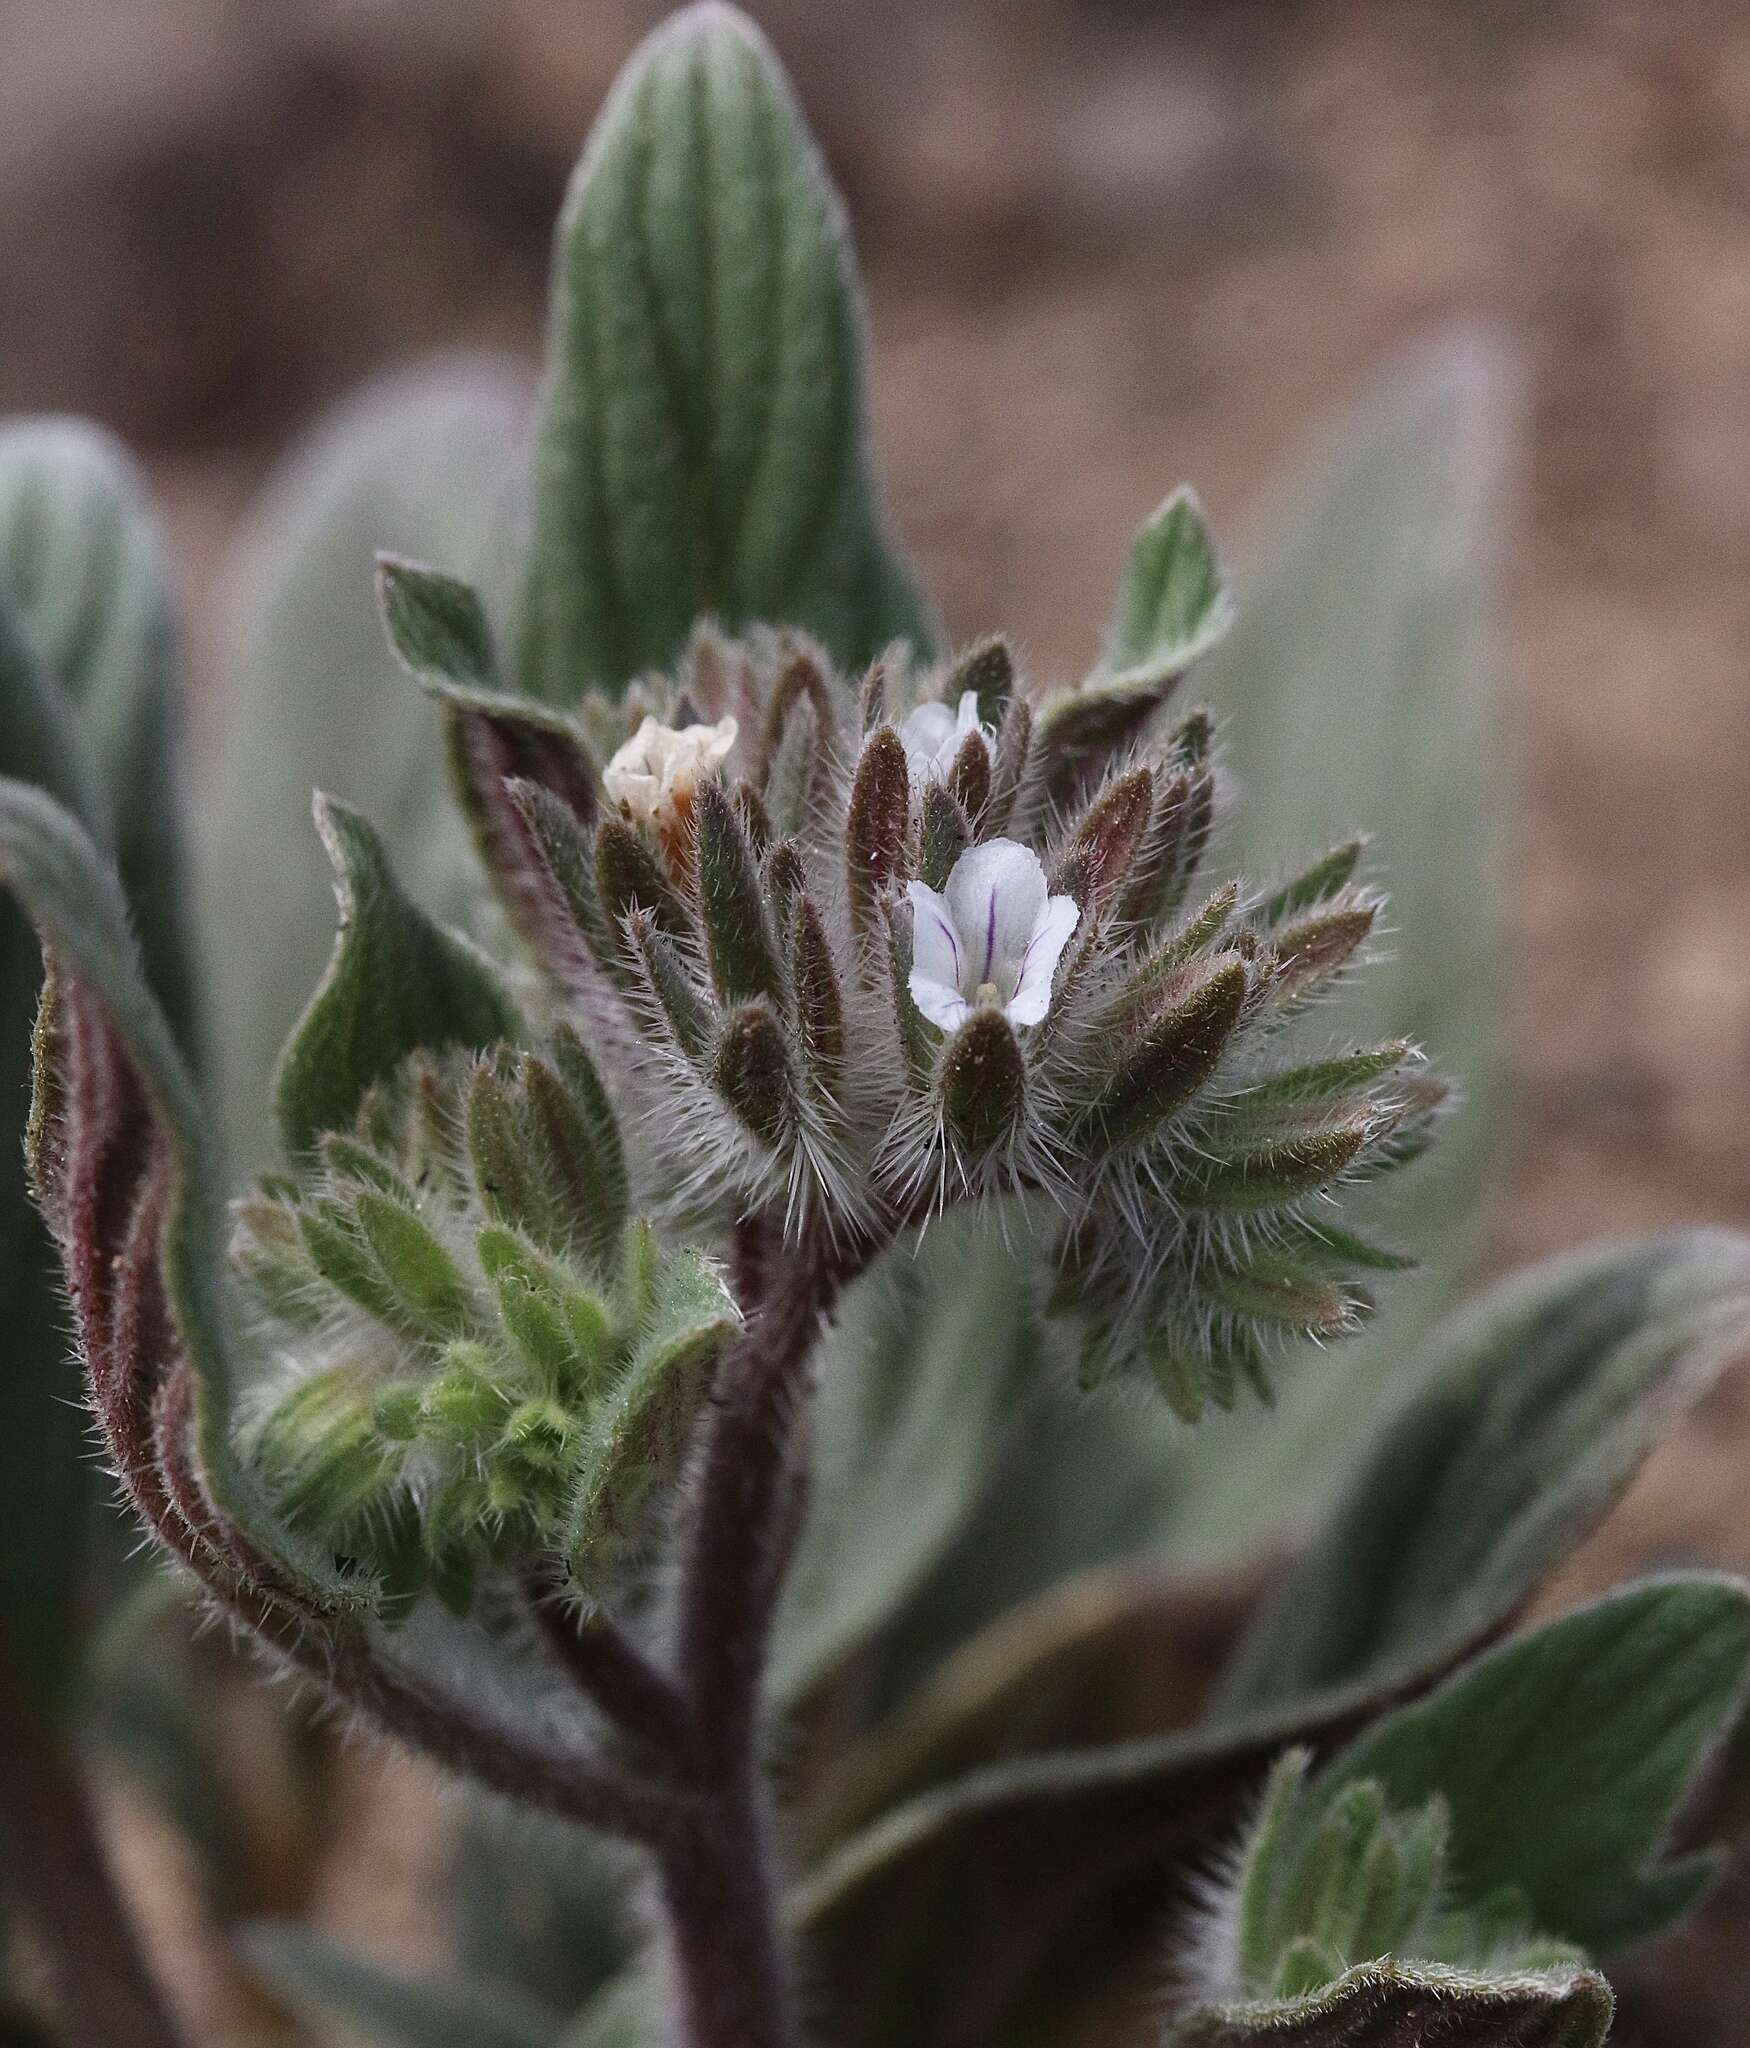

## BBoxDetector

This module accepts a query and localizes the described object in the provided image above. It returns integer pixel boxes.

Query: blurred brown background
[7,0,1750,2040]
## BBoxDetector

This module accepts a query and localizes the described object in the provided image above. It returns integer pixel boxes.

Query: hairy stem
[660,1223,859,2048]
[526,1568,694,1759]
[0,1631,186,2048]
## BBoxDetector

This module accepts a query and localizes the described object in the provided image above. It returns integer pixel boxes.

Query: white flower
[907,839,1080,1033]
[603,714,739,833]
[900,689,984,788]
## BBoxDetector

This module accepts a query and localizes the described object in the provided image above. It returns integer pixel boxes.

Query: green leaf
[1317,1577,1750,1956]
[1035,488,1231,796]
[243,1922,561,2048]
[515,2,933,702]
[795,1230,1750,2046]
[378,554,499,690]
[565,1240,739,1583]
[1101,486,1234,688]
[0,417,201,1055]
[1168,1960,1612,2048]
[771,1217,1042,1708]
[200,356,532,1174]
[1158,331,1512,1553]
[273,796,521,1156]
[0,781,357,1610]
[1214,1230,1750,1714]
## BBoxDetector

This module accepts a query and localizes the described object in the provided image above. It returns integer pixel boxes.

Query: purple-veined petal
[907,881,971,1028]
[1006,892,1080,1025]
[943,840,1048,989]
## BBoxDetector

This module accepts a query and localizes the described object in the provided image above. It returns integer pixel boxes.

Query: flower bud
[695,778,785,1009]
[939,1007,1027,1157]
[846,727,910,940]
[713,1001,797,1148]
[1082,958,1247,1149]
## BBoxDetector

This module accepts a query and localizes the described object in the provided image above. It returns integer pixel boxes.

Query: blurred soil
[10,0,1750,2040]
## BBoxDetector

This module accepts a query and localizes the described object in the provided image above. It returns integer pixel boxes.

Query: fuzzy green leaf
[274,798,520,1156]
[565,1244,738,1582]
[1162,332,1510,1552]
[0,417,200,1052]
[1102,486,1234,689]
[377,555,498,690]
[516,3,932,701]
[243,1922,560,2048]
[1168,1960,1612,2048]
[201,357,531,1173]
[1317,1577,1750,1955]
[0,781,358,1610]
[796,1231,1750,2046]
[1215,1231,1750,1714]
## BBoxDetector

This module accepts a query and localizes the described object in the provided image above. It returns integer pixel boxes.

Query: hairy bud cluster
[456,620,1443,1417]
[236,1032,738,1615]
[1191,1750,1580,2010]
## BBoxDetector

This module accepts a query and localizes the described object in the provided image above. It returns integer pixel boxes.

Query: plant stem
[0,1631,186,2048]
[661,1224,857,2048]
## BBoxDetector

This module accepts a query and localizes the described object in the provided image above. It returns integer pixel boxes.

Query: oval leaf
[515,3,933,701]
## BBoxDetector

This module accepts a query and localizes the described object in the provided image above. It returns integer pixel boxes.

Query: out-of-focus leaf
[793,1230,1750,2048]
[771,1216,1042,1709]
[515,4,932,704]
[1158,329,1515,1554]
[1318,1577,1750,1956]
[1215,1230,1750,1712]
[243,1922,561,2048]
[1168,1961,1612,2048]
[0,780,360,1612]
[272,797,519,1156]
[556,1973,661,2048]
[0,417,200,1055]
[451,1807,635,2017]
[200,354,532,1173]
[0,600,104,1715]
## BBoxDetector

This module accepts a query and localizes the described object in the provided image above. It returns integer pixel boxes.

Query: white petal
[1005,893,1080,1026]
[907,879,962,980]
[952,690,982,740]
[899,701,957,781]
[943,839,1048,988]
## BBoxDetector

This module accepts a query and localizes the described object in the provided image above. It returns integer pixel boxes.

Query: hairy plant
[2,12,1749,2048]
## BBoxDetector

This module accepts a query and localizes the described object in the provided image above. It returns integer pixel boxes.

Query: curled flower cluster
[415,613,1444,1421]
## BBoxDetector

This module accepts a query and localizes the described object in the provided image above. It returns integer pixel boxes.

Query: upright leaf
[0,416,200,1050]
[274,798,520,1156]
[200,355,532,1171]
[515,3,933,702]
[1159,331,1513,1551]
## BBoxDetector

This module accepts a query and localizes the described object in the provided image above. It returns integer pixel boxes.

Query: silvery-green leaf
[200,355,531,1172]
[0,416,199,1052]
[794,1230,1750,2047]
[243,1922,561,2048]
[1214,1231,1750,1714]
[771,1216,1042,1709]
[273,797,521,1157]
[515,3,932,703]
[1168,1960,1612,2048]
[378,554,499,692]
[1316,1576,1750,1956]
[1157,330,1513,1553]
[0,781,359,1611]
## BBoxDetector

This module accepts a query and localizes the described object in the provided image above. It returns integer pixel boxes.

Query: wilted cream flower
[603,715,739,875]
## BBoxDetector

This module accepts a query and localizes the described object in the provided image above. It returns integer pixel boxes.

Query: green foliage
[515,4,933,701]
[273,797,519,1155]
[793,1230,1750,2048]
[201,356,532,1171]
[0,780,361,1613]
[244,1922,561,2048]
